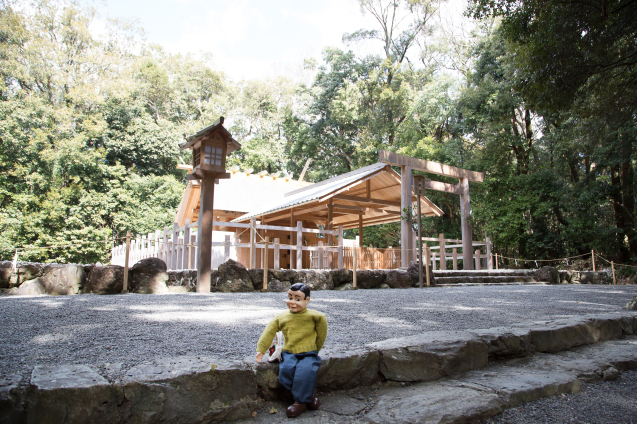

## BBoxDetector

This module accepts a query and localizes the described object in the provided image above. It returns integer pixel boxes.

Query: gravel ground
[480,370,637,424]
[1,285,636,382]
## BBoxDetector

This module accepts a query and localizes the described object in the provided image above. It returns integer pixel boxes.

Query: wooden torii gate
[379,151,484,270]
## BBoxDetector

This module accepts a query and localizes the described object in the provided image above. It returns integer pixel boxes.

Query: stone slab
[0,374,25,424]
[366,381,506,424]
[121,356,259,424]
[320,394,367,415]
[28,365,122,424]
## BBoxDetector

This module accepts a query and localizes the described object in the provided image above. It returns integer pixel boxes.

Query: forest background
[1,0,636,268]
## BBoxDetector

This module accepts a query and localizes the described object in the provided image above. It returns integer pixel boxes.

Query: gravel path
[480,370,637,424]
[1,285,636,381]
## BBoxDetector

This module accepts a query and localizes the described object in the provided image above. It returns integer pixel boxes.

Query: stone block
[87,265,125,294]
[0,374,25,424]
[369,331,489,382]
[38,264,84,295]
[218,259,254,292]
[331,269,352,285]
[130,258,169,294]
[385,270,412,288]
[580,271,613,285]
[166,270,197,292]
[122,357,259,424]
[534,266,559,284]
[0,261,12,289]
[316,348,383,391]
[355,270,386,289]
[11,279,46,296]
[28,365,122,424]
[366,381,505,424]
[469,327,534,360]
[295,270,334,291]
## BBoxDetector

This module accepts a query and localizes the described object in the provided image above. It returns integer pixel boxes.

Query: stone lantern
[180,117,241,292]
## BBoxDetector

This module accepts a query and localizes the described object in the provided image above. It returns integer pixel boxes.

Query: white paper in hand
[264,331,284,362]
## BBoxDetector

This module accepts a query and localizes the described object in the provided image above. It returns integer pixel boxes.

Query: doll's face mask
[286,289,310,313]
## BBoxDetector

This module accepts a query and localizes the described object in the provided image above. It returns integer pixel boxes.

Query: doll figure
[256,283,328,418]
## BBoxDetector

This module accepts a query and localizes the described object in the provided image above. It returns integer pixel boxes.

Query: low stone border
[1,312,635,424]
[0,258,618,296]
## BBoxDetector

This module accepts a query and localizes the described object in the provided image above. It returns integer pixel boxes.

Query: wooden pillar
[327,199,333,268]
[417,194,423,288]
[432,251,437,271]
[337,225,344,269]
[196,174,215,293]
[400,165,412,267]
[459,177,474,270]
[122,230,131,294]
[296,221,303,270]
[318,241,324,269]
[439,233,446,270]
[183,219,191,269]
[224,235,230,262]
[263,237,269,290]
[475,249,481,270]
[486,237,492,270]
[172,223,179,270]
[452,248,458,270]
[425,245,431,287]
[290,209,295,270]
[190,234,196,269]
[358,215,364,247]
[274,238,280,269]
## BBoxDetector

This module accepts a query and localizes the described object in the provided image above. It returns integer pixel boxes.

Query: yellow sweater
[257,308,328,354]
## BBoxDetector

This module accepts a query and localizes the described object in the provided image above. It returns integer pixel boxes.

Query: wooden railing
[111,219,344,271]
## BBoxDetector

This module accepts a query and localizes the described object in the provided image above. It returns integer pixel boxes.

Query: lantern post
[179,117,241,292]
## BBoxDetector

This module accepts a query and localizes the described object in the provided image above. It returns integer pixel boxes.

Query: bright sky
[93,0,469,81]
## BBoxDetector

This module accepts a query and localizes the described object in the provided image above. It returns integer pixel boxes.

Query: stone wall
[0,260,616,296]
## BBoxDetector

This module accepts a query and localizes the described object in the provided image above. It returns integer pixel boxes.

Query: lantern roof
[179,116,241,154]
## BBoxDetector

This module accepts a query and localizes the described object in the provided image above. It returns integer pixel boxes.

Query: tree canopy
[2,0,637,267]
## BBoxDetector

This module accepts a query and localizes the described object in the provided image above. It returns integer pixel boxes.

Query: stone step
[2,312,636,424]
[436,281,551,287]
[241,333,637,424]
[432,270,536,277]
[434,275,537,284]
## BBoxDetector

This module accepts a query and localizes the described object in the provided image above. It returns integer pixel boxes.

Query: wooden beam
[331,194,401,207]
[318,169,385,202]
[380,150,484,182]
[298,158,312,182]
[423,179,462,195]
[333,204,401,215]
[366,180,371,197]
[338,214,402,228]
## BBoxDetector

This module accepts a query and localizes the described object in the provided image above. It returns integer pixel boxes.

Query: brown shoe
[286,402,307,418]
[308,394,321,410]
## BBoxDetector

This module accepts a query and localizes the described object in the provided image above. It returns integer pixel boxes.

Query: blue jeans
[278,351,321,404]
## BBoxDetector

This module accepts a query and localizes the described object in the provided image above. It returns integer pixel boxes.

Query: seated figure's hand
[256,352,263,363]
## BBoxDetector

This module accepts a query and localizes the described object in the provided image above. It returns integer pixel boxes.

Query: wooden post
[263,237,269,290]
[122,230,131,294]
[452,248,458,270]
[432,251,437,271]
[327,199,333,269]
[592,249,596,271]
[337,225,344,269]
[400,165,412,267]
[296,221,303,270]
[318,241,324,269]
[425,245,431,287]
[249,218,256,269]
[439,233,446,270]
[155,230,161,259]
[612,261,616,285]
[190,234,196,269]
[417,194,423,288]
[290,209,295,269]
[358,215,363,247]
[353,246,357,289]
[171,222,179,270]
[274,238,280,269]
[196,173,216,293]
[183,219,191,269]
[495,253,499,270]
[475,249,481,270]
[486,237,492,270]
[224,235,230,262]
[459,178,474,270]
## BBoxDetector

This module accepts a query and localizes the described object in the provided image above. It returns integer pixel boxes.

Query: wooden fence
[111,219,344,271]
